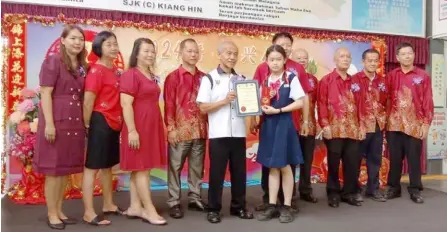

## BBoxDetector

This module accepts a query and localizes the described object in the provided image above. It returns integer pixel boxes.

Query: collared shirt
[196,65,246,139]
[253,59,311,132]
[352,71,387,134]
[294,73,319,136]
[317,69,362,140]
[84,63,123,131]
[163,65,207,141]
[386,67,434,138]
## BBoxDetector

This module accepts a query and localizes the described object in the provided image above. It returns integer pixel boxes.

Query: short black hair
[128,37,155,69]
[396,42,414,54]
[272,32,293,44]
[92,31,117,58]
[180,38,197,50]
[362,48,380,60]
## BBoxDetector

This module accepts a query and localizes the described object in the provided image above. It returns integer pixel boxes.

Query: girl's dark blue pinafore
[256,73,303,168]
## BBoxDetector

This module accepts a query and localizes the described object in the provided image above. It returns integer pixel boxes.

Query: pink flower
[30,118,39,133]
[18,99,35,113]
[20,88,37,99]
[9,111,25,124]
[17,121,31,136]
[35,86,41,94]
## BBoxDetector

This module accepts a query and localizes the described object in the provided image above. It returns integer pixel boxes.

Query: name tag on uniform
[283,84,290,88]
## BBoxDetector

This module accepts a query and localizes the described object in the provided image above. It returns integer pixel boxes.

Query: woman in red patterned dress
[33,25,87,230]
[120,38,167,225]
[82,31,123,226]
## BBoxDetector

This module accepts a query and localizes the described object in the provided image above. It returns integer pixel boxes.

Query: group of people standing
[32,25,433,230]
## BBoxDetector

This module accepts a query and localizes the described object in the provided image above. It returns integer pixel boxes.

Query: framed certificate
[233,80,262,117]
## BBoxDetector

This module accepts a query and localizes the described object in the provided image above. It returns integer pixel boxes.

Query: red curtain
[1,2,429,173]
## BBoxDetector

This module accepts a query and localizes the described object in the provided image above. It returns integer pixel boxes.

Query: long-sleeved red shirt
[253,59,311,132]
[294,73,318,136]
[386,67,434,138]
[163,65,207,141]
[352,71,387,133]
[317,69,362,140]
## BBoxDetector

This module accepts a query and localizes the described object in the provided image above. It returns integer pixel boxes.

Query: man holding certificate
[196,40,254,224]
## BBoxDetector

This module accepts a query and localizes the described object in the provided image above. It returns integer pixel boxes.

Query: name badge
[283,84,290,88]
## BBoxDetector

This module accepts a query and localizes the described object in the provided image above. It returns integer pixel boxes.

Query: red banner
[7,22,26,115]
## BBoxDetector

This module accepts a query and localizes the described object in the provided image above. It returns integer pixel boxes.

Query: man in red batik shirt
[291,48,319,203]
[318,47,363,208]
[164,38,208,218]
[252,32,312,211]
[385,42,434,204]
[352,49,387,202]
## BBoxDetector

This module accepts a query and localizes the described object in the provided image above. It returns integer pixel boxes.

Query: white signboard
[3,0,426,37]
[432,0,447,38]
[427,109,447,160]
[432,54,446,108]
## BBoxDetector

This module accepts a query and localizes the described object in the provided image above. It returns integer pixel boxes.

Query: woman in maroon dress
[33,25,87,230]
[82,31,123,226]
[120,38,167,225]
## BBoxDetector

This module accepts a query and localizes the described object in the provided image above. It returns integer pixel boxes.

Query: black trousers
[386,131,423,194]
[324,138,361,197]
[208,137,246,212]
[298,135,316,195]
[359,125,383,194]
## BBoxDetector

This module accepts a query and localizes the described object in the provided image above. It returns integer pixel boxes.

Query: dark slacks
[208,137,247,212]
[359,125,383,194]
[299,135,316,195]
[324,138,361,197]
[386,131,423,194]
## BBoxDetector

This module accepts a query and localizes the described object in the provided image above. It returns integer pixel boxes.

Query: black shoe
[60,217,77,225]
[327,196,340,208]
[188,201,207,211]
[278,206,295,223]
[410,192,424,204]
[255,202,269,211]
[169,205,184,219]
[230,208,254,219]
[300,193,318,203]
[290,200,300,213]
[47,219,65,230]
[384,189,402,200]
[341,195,362,206]
[354,193,364,202]
[366,191,387,202]
[256,204,279,221]
[207,212,221,223]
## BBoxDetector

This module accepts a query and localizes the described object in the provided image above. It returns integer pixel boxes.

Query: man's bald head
[292,48,309,68]
[334,47,352,71]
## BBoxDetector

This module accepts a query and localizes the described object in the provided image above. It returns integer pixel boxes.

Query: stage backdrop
[4,20,387,198]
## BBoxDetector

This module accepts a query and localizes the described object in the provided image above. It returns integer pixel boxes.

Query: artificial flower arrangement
[8,87,41,166]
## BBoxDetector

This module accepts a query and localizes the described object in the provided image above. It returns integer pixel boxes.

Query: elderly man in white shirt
[196,40,254,224]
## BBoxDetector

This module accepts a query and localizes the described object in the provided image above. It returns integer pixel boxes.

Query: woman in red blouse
[120,38,167,225]
[82,31,123,225]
